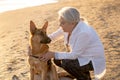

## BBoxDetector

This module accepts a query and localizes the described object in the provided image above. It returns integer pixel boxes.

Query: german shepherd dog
[29,21,59,80]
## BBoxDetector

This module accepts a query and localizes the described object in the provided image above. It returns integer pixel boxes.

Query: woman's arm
[48,27,64,43]
[55,32,90,59]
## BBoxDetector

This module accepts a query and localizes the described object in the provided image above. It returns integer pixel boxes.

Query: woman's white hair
[58,7,80,23]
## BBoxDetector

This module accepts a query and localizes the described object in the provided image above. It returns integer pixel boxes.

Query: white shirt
[48,21,106,80]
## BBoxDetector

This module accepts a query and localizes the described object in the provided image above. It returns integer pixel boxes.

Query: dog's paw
[12,75,19,80]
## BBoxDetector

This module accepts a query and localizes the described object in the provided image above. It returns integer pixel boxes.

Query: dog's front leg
[29,59,34,80]
[30,67,34,80]
[41,68,47,80]
[50,64,59,80]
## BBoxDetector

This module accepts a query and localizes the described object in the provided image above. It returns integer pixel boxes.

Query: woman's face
[59,17,73,33]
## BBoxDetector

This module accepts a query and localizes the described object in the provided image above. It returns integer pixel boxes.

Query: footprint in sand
[12,75,19,80]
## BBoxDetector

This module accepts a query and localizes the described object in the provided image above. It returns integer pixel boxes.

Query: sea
[0,0,58,13]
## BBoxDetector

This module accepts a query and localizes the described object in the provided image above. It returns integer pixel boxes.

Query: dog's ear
[30,20,37,35]
[42,21,48,31]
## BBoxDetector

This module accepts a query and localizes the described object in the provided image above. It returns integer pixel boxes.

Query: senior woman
[38,7,106,80]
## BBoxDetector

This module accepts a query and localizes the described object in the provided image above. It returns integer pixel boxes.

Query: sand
[0,0,120,80]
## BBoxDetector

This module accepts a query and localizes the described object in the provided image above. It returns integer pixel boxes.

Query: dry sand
[0,0,120,80]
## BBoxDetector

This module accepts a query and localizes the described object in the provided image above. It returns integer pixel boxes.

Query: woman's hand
[39,51,55,62]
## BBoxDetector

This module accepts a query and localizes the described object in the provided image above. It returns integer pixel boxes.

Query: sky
[0,0,58,13]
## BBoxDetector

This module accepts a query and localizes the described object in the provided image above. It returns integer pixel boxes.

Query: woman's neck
[69,22,78,35]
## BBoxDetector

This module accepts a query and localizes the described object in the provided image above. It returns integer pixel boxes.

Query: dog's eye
[44,32,46,34]
[39,31,45,35]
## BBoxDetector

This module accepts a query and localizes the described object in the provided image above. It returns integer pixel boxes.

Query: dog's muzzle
[40,38,51,44]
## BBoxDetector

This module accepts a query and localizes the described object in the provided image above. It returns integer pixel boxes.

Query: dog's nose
[48,38,51,43]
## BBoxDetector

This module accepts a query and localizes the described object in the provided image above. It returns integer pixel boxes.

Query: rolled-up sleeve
[55,32,90,59]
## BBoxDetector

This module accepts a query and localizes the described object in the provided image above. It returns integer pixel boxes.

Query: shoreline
[0,0,58,14]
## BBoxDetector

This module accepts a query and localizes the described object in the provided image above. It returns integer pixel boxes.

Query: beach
[0,0,120,80]
[0,0,58,13]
